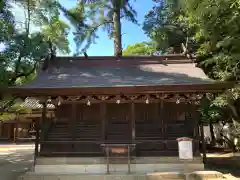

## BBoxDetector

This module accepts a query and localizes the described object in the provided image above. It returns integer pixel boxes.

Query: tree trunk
[113,8,122,56]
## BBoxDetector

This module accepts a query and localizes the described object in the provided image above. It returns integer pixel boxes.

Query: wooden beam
[131,103,135,141]
[101,103,106,141]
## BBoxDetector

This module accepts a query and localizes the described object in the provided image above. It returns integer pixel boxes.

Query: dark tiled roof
[13,55,213,89]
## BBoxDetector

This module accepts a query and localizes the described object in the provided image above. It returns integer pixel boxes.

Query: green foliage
[122,42,155,55]
[143,0,195,52]
[184,0,240,81]
[0,1,15,42]
[183,0,240,125]
[182,0,240,147]
[0,0,77,112]
[0,0,74,87]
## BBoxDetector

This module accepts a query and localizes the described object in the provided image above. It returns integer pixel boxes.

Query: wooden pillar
[34,118,40,165]
[101,103,106,141]
[14,113,19,143]
[160,100,166,139]
[40,100,47,150]
[8,124,11,140]
[11,123,14,142]
[0,121,2,138]
[194,105,201,153]
[200,120,206,163]
[72,103,77,150]
[131,102,135,142]
[160,100,164,135]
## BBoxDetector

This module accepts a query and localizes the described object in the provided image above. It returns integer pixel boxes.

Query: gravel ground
[0,146,34,180]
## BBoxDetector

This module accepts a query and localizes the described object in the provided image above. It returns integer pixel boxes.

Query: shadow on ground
[0,150,34,180]
[205,156,240,178]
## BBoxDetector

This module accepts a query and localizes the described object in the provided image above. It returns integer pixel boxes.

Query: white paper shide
[178,140,193,160]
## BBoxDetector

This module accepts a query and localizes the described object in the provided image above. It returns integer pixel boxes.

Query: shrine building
[4,55,233,175]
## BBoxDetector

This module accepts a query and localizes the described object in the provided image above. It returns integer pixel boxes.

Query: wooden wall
[40,101,200,157]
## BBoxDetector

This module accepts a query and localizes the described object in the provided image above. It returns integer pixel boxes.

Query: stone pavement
[0,144,34,180]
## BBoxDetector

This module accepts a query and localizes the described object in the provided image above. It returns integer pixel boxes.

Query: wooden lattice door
[105,103,131,143]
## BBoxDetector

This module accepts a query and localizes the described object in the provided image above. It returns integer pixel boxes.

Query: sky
[6,0,155,56]
[59,0,155,56]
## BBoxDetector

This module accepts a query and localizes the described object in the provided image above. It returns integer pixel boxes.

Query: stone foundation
[33,157,204,174]
[36,156,203,165]
[18,157,211,180]
[29,157,204,174]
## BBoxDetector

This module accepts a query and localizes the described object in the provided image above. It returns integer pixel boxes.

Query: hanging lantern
[87,100,91,106]
[145,98,149,104]
[176,98,180,104]
[56,96,63,106]
[145,95,149,104]
[57,100,61,106]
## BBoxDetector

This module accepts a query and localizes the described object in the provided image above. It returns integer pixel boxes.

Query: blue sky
[59,0,155,56]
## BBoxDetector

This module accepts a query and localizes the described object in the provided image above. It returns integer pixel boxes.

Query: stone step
[29,164,205,174]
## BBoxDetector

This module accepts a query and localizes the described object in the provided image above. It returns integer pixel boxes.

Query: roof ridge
[55,54,190,60]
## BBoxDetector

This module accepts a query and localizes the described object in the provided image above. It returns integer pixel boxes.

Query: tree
[70,0,137,56]
[0,0,73,87]
[0,0,79,112]
[143,0,197,54]
[122,42,156,55]
[182,0,240,149]
[183,0,240,81]
[143,0,183,52]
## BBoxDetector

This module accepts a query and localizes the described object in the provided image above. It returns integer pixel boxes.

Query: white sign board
[178,141,193,160]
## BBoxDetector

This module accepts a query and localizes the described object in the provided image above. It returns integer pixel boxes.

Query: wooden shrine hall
[4,55,233,174]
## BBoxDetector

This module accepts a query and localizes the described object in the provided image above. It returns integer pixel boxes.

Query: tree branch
[0,97,18,113]
[12,0,32,85]
[74,20,113,36]
[26,0,31,35]
[228,103,239,120]
[9,62,37,85]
